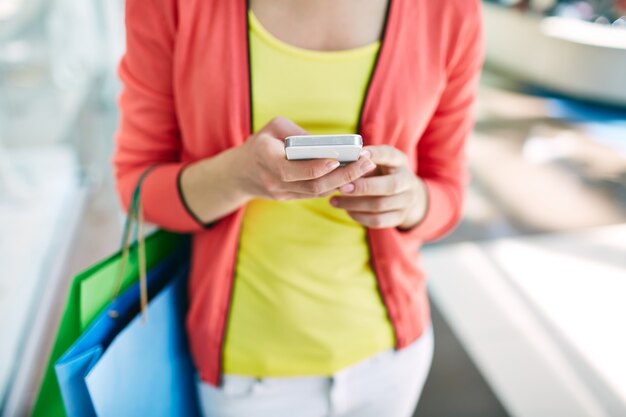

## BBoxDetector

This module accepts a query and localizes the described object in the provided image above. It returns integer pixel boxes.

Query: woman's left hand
[329,145,428,229]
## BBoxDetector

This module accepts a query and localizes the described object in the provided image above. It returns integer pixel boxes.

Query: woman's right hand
[180,117,375,225]
[235,117,376,201]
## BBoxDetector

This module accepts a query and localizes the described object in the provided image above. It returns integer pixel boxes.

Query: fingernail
[329,197,338,206]
[361,160,375,173]
[360,150,371,159]
[340,183,355,194]
[326,161,340,171]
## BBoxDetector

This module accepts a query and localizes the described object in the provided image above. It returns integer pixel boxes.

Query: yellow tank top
[222,10,394,377]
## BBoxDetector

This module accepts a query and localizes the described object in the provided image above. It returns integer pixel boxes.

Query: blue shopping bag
[54,243,201,417]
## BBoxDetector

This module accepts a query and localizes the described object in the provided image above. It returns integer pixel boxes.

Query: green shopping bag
[32,169,186,417]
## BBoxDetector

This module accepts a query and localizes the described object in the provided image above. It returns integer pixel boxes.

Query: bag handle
[108,166,156,323]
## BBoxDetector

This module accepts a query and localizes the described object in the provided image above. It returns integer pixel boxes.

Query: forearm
[179,146,252,225]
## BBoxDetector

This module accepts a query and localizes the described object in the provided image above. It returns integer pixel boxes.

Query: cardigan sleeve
[113,0,207,232]
[402,2,484,242]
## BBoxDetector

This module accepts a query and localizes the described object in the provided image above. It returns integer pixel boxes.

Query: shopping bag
[87,264,200,417]
[31,168,185,417]
[54,246,200,417]
[32,230,184,417]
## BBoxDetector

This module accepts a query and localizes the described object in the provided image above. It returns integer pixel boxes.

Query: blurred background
[0,0,625,416]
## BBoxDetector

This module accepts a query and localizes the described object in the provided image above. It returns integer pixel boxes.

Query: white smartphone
[284,134,363,163]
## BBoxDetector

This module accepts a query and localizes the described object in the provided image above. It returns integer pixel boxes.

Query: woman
[114,0,483,416]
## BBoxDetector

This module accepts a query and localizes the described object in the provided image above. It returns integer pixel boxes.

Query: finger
[262,116,308,140]
[253,135,336,182]
[364,145,407,168]
[286,157,376,195]
[273,188,338,201]
[342,171,412,197]
[347,210,406,229]
[278,158,341,182]
[330,192,412,213]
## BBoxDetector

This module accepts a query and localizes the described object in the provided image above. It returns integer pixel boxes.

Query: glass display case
[0,0,124,413]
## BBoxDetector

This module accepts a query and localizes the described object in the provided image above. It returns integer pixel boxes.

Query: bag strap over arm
[109,166,158,322]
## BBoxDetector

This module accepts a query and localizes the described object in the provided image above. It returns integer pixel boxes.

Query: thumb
[364,145,407,168]
[262,117,308,140]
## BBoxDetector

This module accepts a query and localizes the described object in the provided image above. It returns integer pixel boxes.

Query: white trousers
[197,325,434,417]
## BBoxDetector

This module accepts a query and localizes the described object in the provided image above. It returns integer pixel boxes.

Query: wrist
[222,144,256,203]
[180,147,252,216]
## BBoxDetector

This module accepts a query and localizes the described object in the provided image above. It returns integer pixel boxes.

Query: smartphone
[284,134,363,163]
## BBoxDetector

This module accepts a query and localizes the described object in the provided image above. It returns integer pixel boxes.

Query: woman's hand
[329,145,428,229]
[180,117,375,224]
[236,117,375,201]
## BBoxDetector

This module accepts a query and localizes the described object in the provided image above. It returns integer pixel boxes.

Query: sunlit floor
[61,69,626,417]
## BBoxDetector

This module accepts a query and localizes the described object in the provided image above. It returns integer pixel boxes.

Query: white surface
[483,4,626,106]
[0,145,82,405]
[424,225,626,417]
[541,17,626,50]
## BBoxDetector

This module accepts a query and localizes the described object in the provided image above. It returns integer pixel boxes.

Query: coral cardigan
[114,0,483,386]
